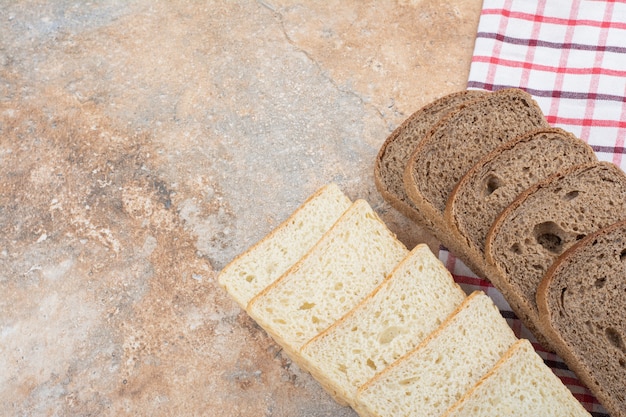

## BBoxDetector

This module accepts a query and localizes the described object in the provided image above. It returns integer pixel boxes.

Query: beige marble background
[0,1,481,415]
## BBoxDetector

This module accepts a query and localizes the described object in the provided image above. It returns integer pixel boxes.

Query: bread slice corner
[442,339,591,417]
[217,183,351,309]
[374,89,488,225]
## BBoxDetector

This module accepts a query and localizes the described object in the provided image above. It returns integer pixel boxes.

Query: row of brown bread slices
[374,87,626,417]
[218,183,590,416]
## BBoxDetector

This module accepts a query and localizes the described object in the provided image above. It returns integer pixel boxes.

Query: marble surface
[0,1,481,415]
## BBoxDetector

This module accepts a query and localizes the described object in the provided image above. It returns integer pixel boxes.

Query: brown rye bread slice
[537,219,626,417]
[444,127,597,279]
[403,88,548,275]
[485,161,626,350]
[374,89,488,227]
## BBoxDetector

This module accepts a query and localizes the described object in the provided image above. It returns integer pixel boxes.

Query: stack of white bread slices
[375,87,626,417]
[218,183,590,416]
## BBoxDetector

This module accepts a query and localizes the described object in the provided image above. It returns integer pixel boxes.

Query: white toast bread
[247,199,409,362]
[299,244,466,407]
[443,339,591,417]
[355,291,517,417]
[217,183,351,309]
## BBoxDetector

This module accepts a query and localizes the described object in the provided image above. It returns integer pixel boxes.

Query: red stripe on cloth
[580,2,614,143]
[520,0,547,88]
[548,115,626,128]
[471,55,626,77]
[572,392,604,406]
[484,0,514,87]
[452,274,493,289]
[444,249,457,272]
[481,7,626,30]
[547,1,581,124]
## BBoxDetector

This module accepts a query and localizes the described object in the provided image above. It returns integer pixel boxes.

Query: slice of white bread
[217,183,351,309]
[444,127,597,279]
[537,220,626,417]
[485,161,626,350]
[403,88,548,274]
[374,90,488,227]
[299,244,466,408]
[355,291,517,417]
[247,199,409,361]
[443,339,591,417]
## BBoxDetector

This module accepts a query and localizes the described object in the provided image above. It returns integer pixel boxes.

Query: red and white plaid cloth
[447,1,626,415]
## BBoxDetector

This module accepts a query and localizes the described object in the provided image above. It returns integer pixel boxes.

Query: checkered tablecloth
[446,1,626,415]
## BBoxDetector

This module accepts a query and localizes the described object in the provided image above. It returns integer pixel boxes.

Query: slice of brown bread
[402,89,548,277]
[537,220,626,417]
[444,127,597,279]
[403,88,548,228]
[374,89,488,225]
[485,161,626,350]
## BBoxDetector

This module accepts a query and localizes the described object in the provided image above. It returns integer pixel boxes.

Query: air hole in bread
[605,327,626,352]
[378,326,406,344]
[620,248,626,262]
[594,277,607,289]
[563,190,580,201]
[510,243,522,255]
[399,377,417,386]
[533,221,565,254]
[619,358,626,368]
[366,358,377,370]
[560,287,567,310]
[483,174,503,197]
[245,274,255,283]
[299,302,315,310]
